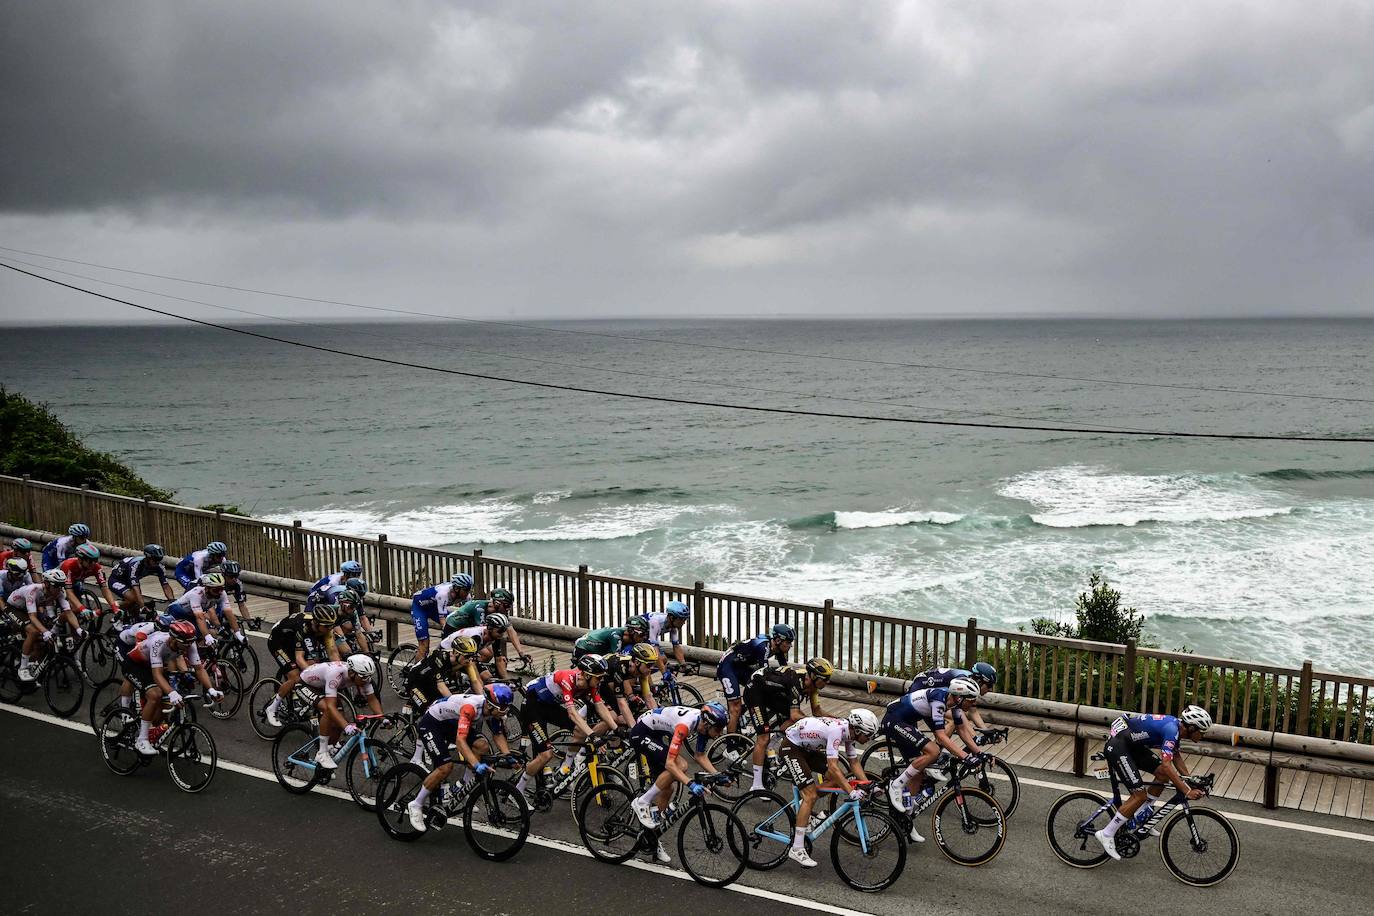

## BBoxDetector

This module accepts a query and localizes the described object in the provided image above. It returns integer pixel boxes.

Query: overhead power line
[3,260,1371,444]
[2,243,1369,406]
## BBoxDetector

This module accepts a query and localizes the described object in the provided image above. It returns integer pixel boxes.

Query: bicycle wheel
[78,634,119,686]
[272,724,324,794]
[87,680,125,734]
[44,656,84,718]
[973,756,1020,819]
[860,738,895,773]
[464,778,531,861]
[576,782,644,863]
[933,787,1005,866]
[705,732,754,802]
[669,681,705,707]
[247,677,285,740]
[220,638,259,686]
[386,644,418,697]
[98,707,142,775]
[568,762,631,819]
[1045,790,1113,868]
[375,763,429,842]
[1160,808,1240,887]
[345,740,399,810]
[730,789,794,870]
[166,723,217,793]
[208,662,244,719]
[831,807,907,893]
[678,802,748,888]
[0,645,23,703]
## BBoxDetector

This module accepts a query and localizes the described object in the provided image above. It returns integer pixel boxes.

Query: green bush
[1030,573,1146,644]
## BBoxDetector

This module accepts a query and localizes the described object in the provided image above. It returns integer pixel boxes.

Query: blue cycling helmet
[345,577,368,597]
[156,613,175,629]
[206,541,227,556]
[69,523,91,538]
[13,537,33,551]
[701,702,728,727]
[450,573,474,589]
[970,662,998,686]
[666,600,690,619]
[484,683,514,710]
[770,623,796,641]
[340,560,363,576]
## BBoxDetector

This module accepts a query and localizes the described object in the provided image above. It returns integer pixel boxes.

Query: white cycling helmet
[948,677,981,700]
[1180,705,1212,733]
[345,653,377,681]
[848,708,879,741]
[42,569,69,586]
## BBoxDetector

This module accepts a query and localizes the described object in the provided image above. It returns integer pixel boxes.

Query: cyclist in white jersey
[647,600,690,668]
[8,573,79,682]
[627,702,729,861]
[778,710,878,868]
[297,655,383,770]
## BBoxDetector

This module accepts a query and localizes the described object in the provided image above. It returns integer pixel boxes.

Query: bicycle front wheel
[375,763,430,842]
[247,677,285,740]
[87,680,124,735]
[678,802,748,888]
[386,644,418,697]
[464,779,531,862]
[220,638,260,686]
[830,806,907,892]
[345,741,399,810]
[272,724,324,794]
[98,707,142,775]
[933,787,1005,866]
[44,656,85,718]
[704,733,754,802]
[166,723,217,793]
[670,681,705,707]
[730,789,794,870]
[1160,807,1240,887]
[1045,790,1113,868]
[208,663,244,719]
[0,645,24,703]
[78,634,119,686]
[568,761,630,819]
[576,782,643,864]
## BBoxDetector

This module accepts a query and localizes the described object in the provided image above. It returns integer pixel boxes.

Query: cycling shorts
[878,718,930,761]
[715,659,751,701]
[777,737,827,788]
[519,698,572,752]
[627,724,671,778]
[742,680,794,732]
[410,600,443,641]
[109,580,136,600]
[120,658,156,695]
[1104,733,1161,793]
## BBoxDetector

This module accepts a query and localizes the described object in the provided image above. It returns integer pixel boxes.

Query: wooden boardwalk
[241,595,1374,823]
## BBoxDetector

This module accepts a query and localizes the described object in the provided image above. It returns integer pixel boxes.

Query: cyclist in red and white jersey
[405,683,516,832]
[297,655,383,770]
[122,620,222,755]
[777,710,878,868]
[58,543,118,618]
[516,654,618,798]
[8,571,79,683]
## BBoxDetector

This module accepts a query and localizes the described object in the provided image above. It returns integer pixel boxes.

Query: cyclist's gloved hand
[688,782,705,798]
[207,688,224,701]
[168,690,184,706]
[474,762,491,777]
[75,627,86,639]
[342,723,359,736]
[203,633,216,647]
[849,788,867,802]
[521,654,534,665]
[662,670,675,685]
[41,629,54,642]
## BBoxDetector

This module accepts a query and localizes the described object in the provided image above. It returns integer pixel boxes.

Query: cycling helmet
[75,543,100,561]
[12,537,32,550]
[848,708,879,741]
[489,587,515,606]
[219,560,241,576]
[42,569,68,586]
[485,612,510,632]
[1180,705,1212,733]
[336,589,360,609]
[948,677,980,700]
[340,560,363,576]
[206,541,227,556]
[5,558,28,575]
[345,654,377,681]
[805,657,836,680]
[68,524,91,538]
[576,653,609,677]
[770,623,796,641]
[665,600,690,619]
[701,701,729,727]
[313,602,341,625]
[168,620,197,643]
[344,577,367,597]
[484,683,514,710]
[156,613,175,630]
[199,572,225,589]
[970,662,997,686]
[449,573,474,589]
[448,634,480,656]
[625,615,648,634]
[143,543,166,561]
[629,642,661,665]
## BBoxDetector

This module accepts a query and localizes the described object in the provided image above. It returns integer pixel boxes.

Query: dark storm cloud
[1,1,1372,318]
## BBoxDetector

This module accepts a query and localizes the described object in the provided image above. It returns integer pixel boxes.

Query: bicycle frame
[751,784,878,854]
[1081,759,1211,844]
[284,715,386,776]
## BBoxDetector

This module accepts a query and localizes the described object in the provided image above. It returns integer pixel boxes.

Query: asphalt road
[5,685,1374,916]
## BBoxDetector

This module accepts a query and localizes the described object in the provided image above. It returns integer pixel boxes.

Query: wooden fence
[2,473,1368,745]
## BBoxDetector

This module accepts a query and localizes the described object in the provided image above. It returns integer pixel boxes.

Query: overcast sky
[2,0,1372,323]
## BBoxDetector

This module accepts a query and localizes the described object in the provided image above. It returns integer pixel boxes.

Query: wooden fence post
[692,581,705,649]
[1295,660,1314,735]
[378,534,397,647]
[142,497,158,546]
[822,599,835,663]
[472,549,485,597]
[1263,764,1279,809]
[576,565,591,630]
[1123,639,1138,711]
[22,474,37,528]
[965,617,979,669]
[1073,734,1088,777]
[288,520,304,614]
[80,484,90,526]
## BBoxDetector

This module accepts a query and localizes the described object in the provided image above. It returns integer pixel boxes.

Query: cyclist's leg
[1101,737,1151,838]
[779,741,822,850]
[410,600,435,659]
[717,660,745,732]
[886,721,936,801]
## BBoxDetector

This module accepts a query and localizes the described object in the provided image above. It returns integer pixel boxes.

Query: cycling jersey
[444,599,489,632]
[117,621,158,647]
[59,557,106,588]
[268,612,328,665]
[525,669,602,707]
[5,583,70,617]
[784,716,856,760]
[633,705,708,756]
[573,626,625,656]
[174,549,221,589]
[0,548,36,570]
[128,631,200,668]
[41,535,81,571]
[647,611,683,647]
[404,652,462,706]
[169,586,229,621]
[884,687,965,733]
[1110,714,1182,761]
[906,666,972,693]
[743,666,806,728]
[716,635,787,700]
[108,556,169,595]
[305,572,346,612]
[410,582,463,640]
[601,653,651,707]
[300,661,374,698]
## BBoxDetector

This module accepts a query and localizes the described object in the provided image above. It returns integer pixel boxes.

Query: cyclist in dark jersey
[402,633,483,713]
[1094,707,1212,860]
[717,624,795,733]
[600,643,660,727]
[108,545,176,613]
[741,658,833,791]
[263,604,338,728]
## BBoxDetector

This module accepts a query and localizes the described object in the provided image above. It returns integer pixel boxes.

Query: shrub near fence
[3,472,1371,748]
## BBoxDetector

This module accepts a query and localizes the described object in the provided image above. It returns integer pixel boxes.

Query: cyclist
[778,709,878,868]
[571,618,643,662]
[339,577,381,649]
[627,701,730,864]
[124,619,222,755]
[297,654,384,770]
[40,524,91,571]
[449,612,517,681]
[601,642,660,728]
[263,603,337,727]
[907,662,998,730]
[717,623,795,733]
[1093,706,1211,860]
[442,587,533,666]
[879,676,983,841]
[0,537,38,580]
[405,683,516,832]
[58,542,119,618]
[741,657,833,791]
[402,633,483,713]
[207,561,255,636]
[111,614,170,711]
[174,541,228,591]
[647,600,690,668]
[410,574,472,660]
[516,654,618,799]
[107,545,177,615]
[329,586,376,656]
[166,573,244,647]
[0,558,31,602]
[9,570,79,682]
[306,560,363,614]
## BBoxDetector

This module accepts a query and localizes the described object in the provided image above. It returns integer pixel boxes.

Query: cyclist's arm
[638,673,654,706]
[491,729,512,756]
[150,663,176,696]
[293,647,311,672]
[614,695,636,727]
[191,660,215,693]
[505,624,528,659]
[220,596,241,634]
[1154,757,1193,794]
[323,627,341,662]
[320,694,350,731]
[821,756,851,790]
[192,608,213,640]
[563,702,597,740]
[160,580,176,602]
[362,690,384,716]
[847,754,868,783]
[63,586,83,612]
[933,719,969,760]
[27,609,50,637]
[968,708,990,730]
[955,717,980,751]
[806,689,824,717]
[127,582,146,607]
[463,659,484,688]
[97,578,118,615]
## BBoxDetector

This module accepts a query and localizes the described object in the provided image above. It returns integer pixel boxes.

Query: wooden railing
[2,473,1369,746]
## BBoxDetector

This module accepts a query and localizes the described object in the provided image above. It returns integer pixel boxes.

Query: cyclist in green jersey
[441,588,533,666]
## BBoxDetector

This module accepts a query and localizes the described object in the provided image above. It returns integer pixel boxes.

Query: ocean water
[6,318,1372,671]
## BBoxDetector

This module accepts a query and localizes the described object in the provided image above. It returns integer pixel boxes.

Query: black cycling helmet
[143,544,165,561]
[219,560,242,576]
[770,623,796,642]
[576,653,609,677]
[970,662,997,687]
[489,587,514,606]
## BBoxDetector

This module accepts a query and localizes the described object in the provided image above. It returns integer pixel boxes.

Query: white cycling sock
[751,764,764,783]
[118,695,132,709]
[413,787,430,806]
[1102,812,1129,838]
[639,785,661,805]
[138,719,150,740]
[792,827,807,850]
[266,696,280,713]
[318,737,331,756]
[515,773,528,793]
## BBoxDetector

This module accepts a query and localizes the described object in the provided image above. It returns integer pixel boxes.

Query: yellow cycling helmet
[448,635,480,657]
[629,642,660,665]
[805,657,836,680]
[312,602,340,625]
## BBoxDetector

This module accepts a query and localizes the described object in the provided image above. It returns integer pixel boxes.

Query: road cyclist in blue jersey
[174,541,228,591]
[1093,706,1212,860]
[305,560,363,614]
[40,523,91,571]
[905,661,998,730]
[647,600,691,668]
[625,701,730,864]
[409,574,472,660]
[717,623,795,734]
[107,545,177,616]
